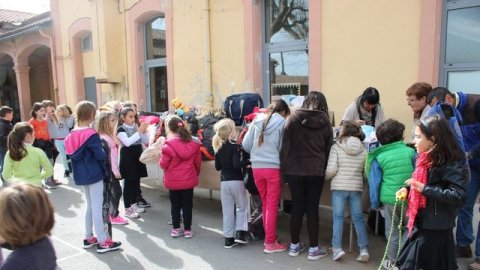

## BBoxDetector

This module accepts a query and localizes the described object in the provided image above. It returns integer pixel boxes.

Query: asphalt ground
[1,162,477,270]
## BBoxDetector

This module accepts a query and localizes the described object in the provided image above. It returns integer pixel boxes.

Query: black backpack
[197,115,221,160]
[224,93,264,126]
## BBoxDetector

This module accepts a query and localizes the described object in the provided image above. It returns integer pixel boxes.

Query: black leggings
[287,175,324,247]
[109,178,123,217]
[123,177,140,208]
[169,189,194,230]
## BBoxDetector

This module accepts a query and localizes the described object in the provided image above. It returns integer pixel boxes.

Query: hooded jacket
[159,136,202,190]
[280,109,333,177]
[241,112,285,169]
[64,127,107,185]
[325,136,367,192]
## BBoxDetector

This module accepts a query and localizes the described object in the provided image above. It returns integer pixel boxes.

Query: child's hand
[410,180,425,193]
[139,122,149,133]
[396,187,408,201]
[114,173,122,179]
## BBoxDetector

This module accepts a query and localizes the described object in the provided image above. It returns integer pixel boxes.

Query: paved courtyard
[1,162,477,269]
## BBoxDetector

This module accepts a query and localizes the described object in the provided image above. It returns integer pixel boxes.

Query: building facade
[0,0,479,132]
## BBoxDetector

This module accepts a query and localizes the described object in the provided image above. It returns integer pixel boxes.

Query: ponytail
[258,99,290,147]
[166,115,192,142]
[212,118,236,153]
[8,122,34,161]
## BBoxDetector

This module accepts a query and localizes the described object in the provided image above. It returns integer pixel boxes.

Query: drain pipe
[203,0,213,107]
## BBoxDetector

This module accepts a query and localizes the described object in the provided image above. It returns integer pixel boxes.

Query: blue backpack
[224,93,264,126]
[427,102,465,152]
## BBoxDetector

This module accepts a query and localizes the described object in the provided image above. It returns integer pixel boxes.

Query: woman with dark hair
[280,91,334,260]
[395,115,469,270]
[242,99,290,254]
[341,87,385,127]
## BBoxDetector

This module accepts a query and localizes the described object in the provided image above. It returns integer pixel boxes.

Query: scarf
[406,152,430,236]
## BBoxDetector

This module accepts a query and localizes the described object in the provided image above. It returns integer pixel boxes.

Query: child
[65,101,121,253]
[96,112,129,224]
[29,102,60,188]
[365,119,416,269]
[325,120,369,262]
[0,183,56,269]
[212,118,249,248]
[43,100,61,179]
[242,99,290,254]
[0,106,13,182]
[395,115,468,270]
[117,107,149,218]
[54,104,75,178]
[1,122,53,187]
[160,115,201,239]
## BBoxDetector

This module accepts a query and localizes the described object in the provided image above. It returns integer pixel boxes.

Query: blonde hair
[56,104,70,119]
[75,101,96,126]
[212,118,236,153]
[0,183,54,248]
[96,112,116,137]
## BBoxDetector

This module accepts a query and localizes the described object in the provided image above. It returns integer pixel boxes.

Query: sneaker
[332,247,346,261]
[43,180,56,189]
[263,241,287,254]
[137,198,151,208]
[184,230,195,239]
[225,237,238,249]
[131,203,145,213]
[234,231,250,244]
[110,215,129,225]
[308,246,328,260]
[64,170,70,177]
[469,258,480,270]
[457,245,473,258]
[97,239,121,253]
[51,179,62,185]
[356,248,369,262]
[288,242,305,257]
[382,259,394,270]
[124,207,139,219]
[171,228,184,238]
[83,236,98,249]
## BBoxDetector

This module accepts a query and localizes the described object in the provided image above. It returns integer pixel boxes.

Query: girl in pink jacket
[160,115,201,239]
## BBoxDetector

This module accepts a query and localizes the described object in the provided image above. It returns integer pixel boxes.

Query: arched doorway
[0,54,21,123]
[28,46,54,105]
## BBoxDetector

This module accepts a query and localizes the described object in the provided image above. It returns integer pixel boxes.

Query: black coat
[415,161,469,230]
[0,118,13,151]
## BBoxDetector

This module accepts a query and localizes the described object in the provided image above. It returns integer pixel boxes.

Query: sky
[0,0,50,14]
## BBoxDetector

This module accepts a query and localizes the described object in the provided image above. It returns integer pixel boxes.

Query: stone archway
[0,53,21,122]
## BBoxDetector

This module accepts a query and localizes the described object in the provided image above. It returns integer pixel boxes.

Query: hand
[114,173,122,179]
[396,187,408,201]
[410,179,425,193]
[356,119,366,125]
[138,122,149,133]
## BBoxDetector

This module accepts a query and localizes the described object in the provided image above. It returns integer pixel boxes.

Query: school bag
[427,102,465,152]
[224,93,264,126]
[197,115,222,160]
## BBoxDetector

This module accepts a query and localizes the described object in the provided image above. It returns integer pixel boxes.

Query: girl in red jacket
[160,115,201,239]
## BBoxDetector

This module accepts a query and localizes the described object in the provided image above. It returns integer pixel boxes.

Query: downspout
[204,0,213,107]
[39,28,60,104]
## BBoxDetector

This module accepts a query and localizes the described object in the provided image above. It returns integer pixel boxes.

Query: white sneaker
[383,259,394,270]
[131,203,145,213]
[332,247,345,261]
[356,248,369,262]
[125,207,139,218]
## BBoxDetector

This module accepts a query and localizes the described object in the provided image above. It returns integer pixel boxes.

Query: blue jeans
[54,140,69,172]
[332,190,368,250]
[456,167,480,256]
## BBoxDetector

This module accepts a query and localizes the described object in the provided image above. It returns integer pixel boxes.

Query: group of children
[0,91,469,270]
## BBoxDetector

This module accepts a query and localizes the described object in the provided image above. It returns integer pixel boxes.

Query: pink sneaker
[125,207,139,219]
[110,215,129,225]
[171,228,184,238]
[97,239,121,253]
[263,241,288,254]
[184,230,195,239]
[83,236,98,249]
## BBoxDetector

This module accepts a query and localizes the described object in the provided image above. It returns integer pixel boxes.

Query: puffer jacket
[159,136,202,190]
[415,161,469,230]
[325,136,367,192]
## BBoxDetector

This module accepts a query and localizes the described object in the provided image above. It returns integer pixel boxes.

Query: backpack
[427,102,465,152]
[224,93,264,126]
[197,115,221,160]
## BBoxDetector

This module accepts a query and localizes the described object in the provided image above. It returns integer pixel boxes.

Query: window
[440,1,480,94]
[81,34,92,52]
[263,0,309,102]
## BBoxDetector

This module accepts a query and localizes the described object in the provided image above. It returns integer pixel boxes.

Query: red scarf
[406,152,430,236]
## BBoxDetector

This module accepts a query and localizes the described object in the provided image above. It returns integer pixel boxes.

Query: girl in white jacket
[325,120,369,262]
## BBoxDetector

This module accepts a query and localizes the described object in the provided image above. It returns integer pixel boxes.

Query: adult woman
[280,91,334,260]
[341,87,385,127]
[405,82,432,140]
[395,115,469,270]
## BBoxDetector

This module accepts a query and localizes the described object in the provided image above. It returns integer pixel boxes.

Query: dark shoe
[224,237,238,249]
[64,170,70,177]
[137,197,151,208]
[83,236,98,249]
[469,258,480,270]
[234,230,250,244]
[97,239,121,253]
[457,245,473,258]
